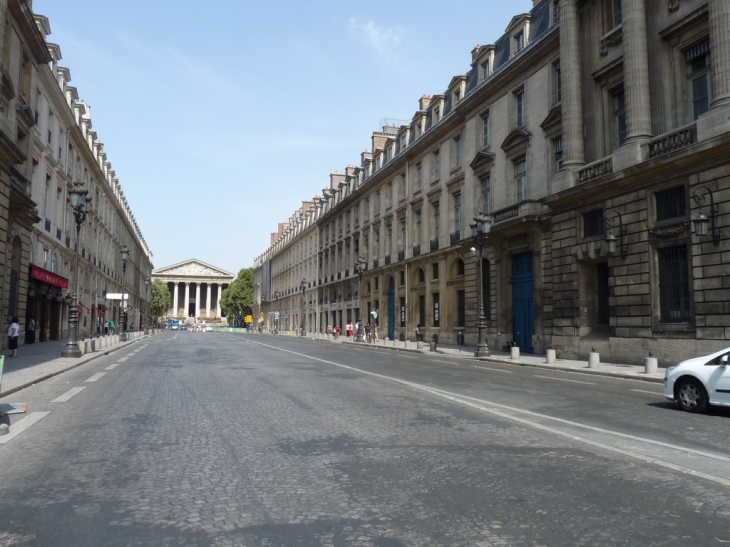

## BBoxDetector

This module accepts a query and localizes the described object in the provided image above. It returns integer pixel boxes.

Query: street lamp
[354,257,368,342]
[62,182,91,357]
[469,213,492,360]
[300,278,307,336]
[119,245,130,341]
[273,290,280,334]
[604,209,627,259]
[144,277,150,333]
[692,185,720,245]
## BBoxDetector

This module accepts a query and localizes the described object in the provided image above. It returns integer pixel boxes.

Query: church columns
[206,283,212,317]
[216,283,221,318]
[184,283,190,318]
[195,283,201,318]
[173,282,179,316]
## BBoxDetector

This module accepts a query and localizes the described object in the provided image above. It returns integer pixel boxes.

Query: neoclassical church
[152,259,234,322]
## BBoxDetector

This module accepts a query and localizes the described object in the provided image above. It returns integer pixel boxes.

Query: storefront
[28,265,69,342]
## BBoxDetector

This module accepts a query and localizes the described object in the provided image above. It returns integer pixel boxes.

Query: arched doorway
[387,276,395,341]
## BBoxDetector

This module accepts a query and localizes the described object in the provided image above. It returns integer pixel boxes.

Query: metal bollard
[588,347,600,368]
[429,335,437,352]
[645,350,658,374]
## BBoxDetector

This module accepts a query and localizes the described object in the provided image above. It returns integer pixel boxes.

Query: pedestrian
[26,316,36,344]
[104,320,109,335]
[365,322,371,343]
[415,324,421,342]
[108,319,115,335]
[373,324,379,342]
[7,316,20,357]
[334,324,341,339]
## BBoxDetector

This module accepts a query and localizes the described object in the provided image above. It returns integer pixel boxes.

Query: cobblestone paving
[0,335,728,546]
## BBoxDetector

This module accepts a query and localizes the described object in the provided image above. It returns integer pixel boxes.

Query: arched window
[418,268,425,283]
[50,250,59,273]
[456,259,465,276]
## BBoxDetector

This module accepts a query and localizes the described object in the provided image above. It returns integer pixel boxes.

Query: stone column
[216,283,221,318]
[173,282,179,316]
[622,0,652,143]
[710,0,730,108]
[559,0,584,168]
[184,283,190,319]
[206,283,212,317]
[195,283,201,319]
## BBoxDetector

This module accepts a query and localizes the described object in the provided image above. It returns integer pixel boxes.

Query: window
[417,121,423,136]
[457,290,466,327]
[400,217,406,250]
[399,174,406,200]
[386,183,392,208]
[401,135,407,150]
[514,157,527,202]
[433,202,440,239]
[611,0,622,29]
[415,210,422,244]
[400,297,406,327]
[515,87,525,126]
[432,262,439,280]
[553,60,562,104]
[613,86,627,147]
[375,277,379,291]
[433,293,440,327]
[434,106,440,122]
[457,259,465,276]
[419,295,426,327]
[386,224,392,255]
[655,186,686,222]
[583,209,605,238]
[454,89,461,102]
[453,136,462,168]
[481,111,490,148]
[553,136,563,173]
[658,245,689,323]
[365,198,370,220]
[553,0,560,23]
[453,192,461,232]
[480,174,491,215]
[432,150,440,180]
[687,41,711,120]
[515,31,525,53]
[481,60,491,81]
[400,270,405,286]
[416,162,422,189]
[418,268,425,283]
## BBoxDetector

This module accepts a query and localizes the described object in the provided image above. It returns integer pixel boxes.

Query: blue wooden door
[388,277,396,341]
[511,252,534,353]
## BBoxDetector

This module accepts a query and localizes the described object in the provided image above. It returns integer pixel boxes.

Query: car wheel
[676,378,708,413]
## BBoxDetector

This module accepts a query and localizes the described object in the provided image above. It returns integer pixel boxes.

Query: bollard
[429,335,437,352]
[546,347,556,364]
[645,350,658,374]
[416,340,423,350]
[510,345,520,360]
[91,339,96,352]
[588,347,600,368]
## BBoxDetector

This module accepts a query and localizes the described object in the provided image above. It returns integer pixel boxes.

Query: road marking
[472,366,515,373]
[118,357,129,362]
[85,372,107,382]
[51,386,87,403]
[105,363,120,370]
[398,355,418,359]
[249,339,730,487]
[0,412,51,444]
[631,389,662,396]
[534,375,596,385]
[430,359,458,365]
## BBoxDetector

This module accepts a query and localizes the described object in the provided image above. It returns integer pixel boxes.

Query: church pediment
[501,128,531,155]
[153,259,234,279]
[469,149,496,172]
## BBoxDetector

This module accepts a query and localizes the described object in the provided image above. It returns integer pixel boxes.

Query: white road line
[0,412,51,444]
[105,363,120,370]
[472,366,515,373]
[84,372,107,382]
[430,359,458,365]
[631,389,662,396]
[398,355,418,359]
[118,357,129,362]
[51,386,87,403]
[534,375,596,385]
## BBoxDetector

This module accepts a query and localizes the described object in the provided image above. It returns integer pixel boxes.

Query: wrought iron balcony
[397,250,405,261]
[412,244,421,257]
[385,255,391,265]
[373,258,379,268]
[430,238,439,252]
[450,230,461,245]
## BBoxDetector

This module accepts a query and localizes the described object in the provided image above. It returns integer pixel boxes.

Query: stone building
[1,1,153,347]
[253,0,730,366]
[152,259,233,323]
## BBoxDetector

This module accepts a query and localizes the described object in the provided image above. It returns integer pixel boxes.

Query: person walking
[108,319,115,335]
[26,316,36,344]
[7,316,20,357]
[414,324,421,342]
[373,323,379,342]
[365,323,371,343]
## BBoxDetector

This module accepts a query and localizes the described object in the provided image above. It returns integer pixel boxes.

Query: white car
[663,347,730,413]
[205,325,213,332]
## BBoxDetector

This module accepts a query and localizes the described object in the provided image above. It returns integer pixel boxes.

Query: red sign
[30,265,69,289]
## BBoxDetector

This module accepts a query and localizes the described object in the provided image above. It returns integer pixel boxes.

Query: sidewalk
[264,330,666,384]
[0,336,140,398]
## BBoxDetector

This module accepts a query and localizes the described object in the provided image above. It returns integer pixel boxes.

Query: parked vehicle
[663,346,730,413]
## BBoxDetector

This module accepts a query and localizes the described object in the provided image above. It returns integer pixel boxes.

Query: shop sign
[30,265,69,289]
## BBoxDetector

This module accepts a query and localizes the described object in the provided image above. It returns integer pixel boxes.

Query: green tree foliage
[220,268,254,323]
[150,279,171,324]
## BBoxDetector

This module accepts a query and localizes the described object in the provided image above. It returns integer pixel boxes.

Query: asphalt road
[0,331,728,546]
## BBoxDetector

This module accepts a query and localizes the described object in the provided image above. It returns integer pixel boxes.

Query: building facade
[1,1,153,347]
[253,0,730,366]
[152,259,233,323]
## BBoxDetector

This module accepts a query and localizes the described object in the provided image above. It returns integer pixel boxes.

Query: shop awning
[30,265,69,290]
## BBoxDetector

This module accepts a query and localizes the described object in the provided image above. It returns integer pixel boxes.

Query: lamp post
[692,185,720,245]
[144,277,150,333]
[604,209,627,258]
[119,245,130,341]
[354,257,368,342]
[273,290,280,333]
[62,182,92,357]
[299,278,307,336]
[469,213,492,360]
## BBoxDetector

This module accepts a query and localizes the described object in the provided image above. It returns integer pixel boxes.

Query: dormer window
[481,60,491,80]
[454,89,461,102]
[434,106,440,122]
[515,31,525,52]
[417,121,423,136]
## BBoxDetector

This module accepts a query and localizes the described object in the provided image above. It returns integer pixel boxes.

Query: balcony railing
[578,157,613,184]
[649,123,696,159]
[430,238,439,252]
[450,230,461,245]
[412,244,421,257]
[345,268,350,277]
[397,250,405,261]
[373,258,379,268]
[385,255,391,265]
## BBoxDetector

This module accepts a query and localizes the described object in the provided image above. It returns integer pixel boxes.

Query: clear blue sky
[34,0,531,275]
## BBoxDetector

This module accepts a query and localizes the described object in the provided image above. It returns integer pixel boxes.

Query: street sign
[105,293,129,300]
[245,315,253,324]
[274,311,280,319]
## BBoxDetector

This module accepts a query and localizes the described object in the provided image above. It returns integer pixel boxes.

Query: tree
[150,279,171,326]
[220,268,254,325]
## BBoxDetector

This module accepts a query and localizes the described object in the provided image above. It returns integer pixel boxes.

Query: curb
[0,338,140,398]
